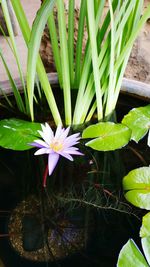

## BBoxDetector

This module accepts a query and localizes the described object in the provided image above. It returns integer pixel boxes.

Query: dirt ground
[0,0,41,82]
[125,0,150,83]
[40,0,150,84]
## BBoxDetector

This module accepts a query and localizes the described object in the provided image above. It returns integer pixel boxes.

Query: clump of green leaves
[117,105,150,266]
[117,210,150,266]
[122,105,150,145]
[9,0,150,126]
[82,104,150,152]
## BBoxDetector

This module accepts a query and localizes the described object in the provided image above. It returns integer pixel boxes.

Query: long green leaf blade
[105,0,115,117]
[68,0,75,86]
[11,0,62,125]
[115,4,150,73]
[1,0,28,113]
[0,49,25,112]
[27,0,55,121]
[56,0,71,125]
[74,0,86,87]
[86,1,103,121]
[47,12,62,87]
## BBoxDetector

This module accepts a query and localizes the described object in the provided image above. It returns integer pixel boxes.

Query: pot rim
[1,73,150,101]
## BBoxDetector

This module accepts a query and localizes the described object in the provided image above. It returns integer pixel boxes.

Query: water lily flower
[30,123,83,186]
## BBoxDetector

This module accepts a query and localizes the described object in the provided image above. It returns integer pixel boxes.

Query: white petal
[38,123,54,144]
[54,125,64,140]
[33,139,49,148]
[65,133,80,143]
[59,126,70,141]
[38,130,52,145]
[58,151,74,161]
[48,153,60,175]
[34,148,52,155]
[41,123,47,132]
[38,130,48,141]
[63,139,80,148]
[63,150,84,156]
[45,123,54,138]
[64,147,79,151]
[66,132,80,139]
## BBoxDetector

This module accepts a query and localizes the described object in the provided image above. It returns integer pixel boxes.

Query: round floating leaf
[148,130,150,147]
[82,122,131,151]
[140,213,150,265]
[122,105,150,143]
[0,119,41,150]
[140,213,150,238]
[123,167,150,210]
[117,239,148,267]
[141,237,150,266]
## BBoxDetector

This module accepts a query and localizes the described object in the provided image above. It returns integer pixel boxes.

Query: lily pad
[140,213,150,238]
[0,118,41,150]
[140,213,150,265]
[82,122,131,151]
[117,239,148,267]
[141,237,150,266]
[122,105,150,143]
[123,167,150,210]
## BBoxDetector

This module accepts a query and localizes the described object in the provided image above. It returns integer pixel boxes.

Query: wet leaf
[0,118,41,150]
[140,213,150,238]
[123,167,150,209]
[122,105,150,143]
[141,237,150,266]
[117,239,148,267]
[82,122,131,151]
[140,213,150,265]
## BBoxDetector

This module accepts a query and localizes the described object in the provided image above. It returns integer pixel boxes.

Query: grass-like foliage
[19,0,150,125]
[0,0,29,115]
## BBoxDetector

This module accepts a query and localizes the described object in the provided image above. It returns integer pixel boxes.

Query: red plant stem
[94,184,114,197]
[43,164,49,187]
[0,234,10,237]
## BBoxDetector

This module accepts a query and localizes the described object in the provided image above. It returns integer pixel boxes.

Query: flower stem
[43,164,49,187]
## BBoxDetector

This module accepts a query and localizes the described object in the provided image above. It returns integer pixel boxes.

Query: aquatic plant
[117,167,150,266]
[30,123,83,186]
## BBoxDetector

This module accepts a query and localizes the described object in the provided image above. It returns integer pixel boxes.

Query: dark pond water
[0,147,143,267]
[0,94,149,267]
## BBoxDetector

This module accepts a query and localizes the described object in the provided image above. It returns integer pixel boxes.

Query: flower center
[50,141,63,152]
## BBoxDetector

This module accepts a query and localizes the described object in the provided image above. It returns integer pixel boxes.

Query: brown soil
[8,195,85,262]
[125,0,150,83]
[40,0,150,83]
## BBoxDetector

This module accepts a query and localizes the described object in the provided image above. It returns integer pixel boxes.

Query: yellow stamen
[50,141,63,152]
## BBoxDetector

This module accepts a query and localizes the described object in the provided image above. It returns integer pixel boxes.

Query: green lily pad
[141,237,150,266]
[124,190,150,210]
[0,118,41,150]
[82,122,131,151]
[123,167,150,210]
[140,213,150,238]
[117,239,148,267]
[122,105,150,143]
[140,213,150,265]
